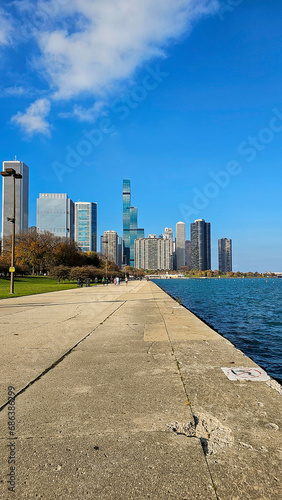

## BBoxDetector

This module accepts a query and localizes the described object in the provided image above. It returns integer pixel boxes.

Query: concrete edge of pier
[0,279,281,499]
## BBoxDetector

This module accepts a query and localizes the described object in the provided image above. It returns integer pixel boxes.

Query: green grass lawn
[0,276,79,300]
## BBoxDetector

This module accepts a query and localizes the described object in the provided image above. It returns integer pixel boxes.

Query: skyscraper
[37,193,74,239]
[164,227,173,269]
[134,235,173,270]
[103,230,118,264]
[190,219,211,270]
[117,236,123,268]
[74,202,97,252]
[185,240,191,268]
[218,238,232,273]
[175,221,186,269]
[164,227,173,241]
[122,179,144,266]
[1,160,29,242]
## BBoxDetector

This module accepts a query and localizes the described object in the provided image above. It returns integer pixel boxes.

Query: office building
[100,235,104,254]
[190,219,211,270]
[103,230,118,264]
[164,227,174,269]
[122,179,144,266]
[134,235,173,270]
[117,236,123,267]
[164,227,173,241]
[37,193,74,239]
[175,221,186,269]
[185,240,191,268]
[218,238,232,273]
[74,202,97,252]
[1,160,29,242]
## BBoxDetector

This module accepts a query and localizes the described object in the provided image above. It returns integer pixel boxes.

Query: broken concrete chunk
[167,411,234,455]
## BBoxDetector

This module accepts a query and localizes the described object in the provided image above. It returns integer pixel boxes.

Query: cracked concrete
[0,280,281,499]
[167,412,234,456]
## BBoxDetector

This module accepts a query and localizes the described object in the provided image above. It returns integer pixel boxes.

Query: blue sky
[0,0,281,272]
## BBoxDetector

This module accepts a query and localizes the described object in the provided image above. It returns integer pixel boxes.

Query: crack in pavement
[0,301,125,414]
[150,283,219,500]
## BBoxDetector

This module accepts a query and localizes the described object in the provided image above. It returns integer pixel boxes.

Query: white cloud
[59,100,106,122]
[8,0,218,133]
[11,98,51,136]
[3,86,27,97]
[0,8,13,46]
[34,0,219,100]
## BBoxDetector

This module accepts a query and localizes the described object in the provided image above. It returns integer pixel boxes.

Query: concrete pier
[0,280,281,499]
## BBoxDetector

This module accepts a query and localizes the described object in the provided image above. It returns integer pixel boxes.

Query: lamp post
[1,168,22,294]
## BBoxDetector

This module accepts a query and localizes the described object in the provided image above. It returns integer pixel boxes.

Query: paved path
[0,280,281,499]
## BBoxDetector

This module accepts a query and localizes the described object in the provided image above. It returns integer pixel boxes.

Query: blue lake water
[153,278,282,383]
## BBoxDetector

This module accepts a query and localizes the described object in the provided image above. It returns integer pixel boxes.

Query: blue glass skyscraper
[37,193,74,239]
[123,179,131,265]
[75,202,97,252]
[123,180,144,266]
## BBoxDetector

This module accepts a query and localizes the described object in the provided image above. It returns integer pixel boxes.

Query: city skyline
[0,172,278,272]
[0,2,281,272]
[1,169,226,271]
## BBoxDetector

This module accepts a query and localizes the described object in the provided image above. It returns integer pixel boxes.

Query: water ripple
[153,278,282,383]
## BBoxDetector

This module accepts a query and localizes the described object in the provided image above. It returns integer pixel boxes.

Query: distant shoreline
[150,275,280,280]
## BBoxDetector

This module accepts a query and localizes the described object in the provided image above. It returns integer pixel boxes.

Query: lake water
[153,278,282,383]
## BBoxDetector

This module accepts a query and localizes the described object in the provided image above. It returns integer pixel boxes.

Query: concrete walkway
[0,280,281,499]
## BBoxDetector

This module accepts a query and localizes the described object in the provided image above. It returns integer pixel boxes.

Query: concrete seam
[0,301,126,414]
[150,282,219,500]
[146,342,155,354]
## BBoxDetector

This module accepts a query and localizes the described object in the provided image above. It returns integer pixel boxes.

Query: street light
[1,168,22,294]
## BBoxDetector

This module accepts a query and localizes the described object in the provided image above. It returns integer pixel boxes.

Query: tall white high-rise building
[37,193,74,239]
[134,235,173,270]
[175,221,185,269]
[164,227,173,267]
[1,160,29,242]
[74,202,97,252]
[103,230,118,264]
[164,227,173,241]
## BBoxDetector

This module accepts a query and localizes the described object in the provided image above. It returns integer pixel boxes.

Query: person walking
[102,277,105,286]
[125,277,128,285]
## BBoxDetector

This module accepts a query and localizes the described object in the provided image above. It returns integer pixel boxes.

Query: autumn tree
[51,238,82,267]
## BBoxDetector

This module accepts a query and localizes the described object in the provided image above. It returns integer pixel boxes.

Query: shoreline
[152,278,282,386]
[0,280,281,498]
